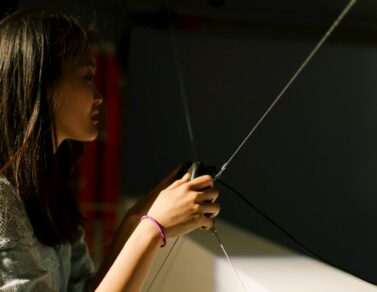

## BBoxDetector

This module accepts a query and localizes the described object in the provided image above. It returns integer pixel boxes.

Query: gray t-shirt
[0,177,95,291]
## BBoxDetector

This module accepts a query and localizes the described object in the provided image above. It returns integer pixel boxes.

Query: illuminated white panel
[143,220,376,292]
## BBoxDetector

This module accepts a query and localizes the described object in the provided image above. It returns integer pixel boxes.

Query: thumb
[165,173,189,191]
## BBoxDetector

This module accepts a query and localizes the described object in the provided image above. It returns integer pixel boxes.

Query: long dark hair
[0,10,90,246]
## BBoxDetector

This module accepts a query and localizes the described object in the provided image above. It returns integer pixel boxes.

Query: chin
[75,130,99,142]
[86,132,99,142]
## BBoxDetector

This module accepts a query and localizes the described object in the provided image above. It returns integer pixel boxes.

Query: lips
[91,111,100,123]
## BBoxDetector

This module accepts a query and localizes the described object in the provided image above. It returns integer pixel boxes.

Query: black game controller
[177,161,217,181]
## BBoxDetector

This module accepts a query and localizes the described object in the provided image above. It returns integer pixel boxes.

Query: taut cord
[172,29,248,291]
[146,0,357,290]
[145,236,182,292]
[214,0,358,180]
[147,29,246,291]
[171,33,198,161]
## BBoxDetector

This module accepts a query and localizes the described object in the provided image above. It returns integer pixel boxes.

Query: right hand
[147,173,220,238]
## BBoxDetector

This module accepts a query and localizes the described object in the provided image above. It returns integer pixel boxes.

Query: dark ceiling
[9,0,377,44]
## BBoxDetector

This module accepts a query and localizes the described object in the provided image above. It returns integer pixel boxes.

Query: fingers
[188,175,214,190]
[196,188,218,203]
[196,215,214,229]
[190,201,220,218]
[200,218,216,230]
[158,172,220,236]
[198,202,220,217]
[168,174,214,192]
[165,173,189,191]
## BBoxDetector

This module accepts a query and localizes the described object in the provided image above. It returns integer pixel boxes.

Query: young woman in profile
[0,10,220,291]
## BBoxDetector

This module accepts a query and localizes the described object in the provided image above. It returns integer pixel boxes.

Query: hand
[147,174,220,238]
[126,165,183,218]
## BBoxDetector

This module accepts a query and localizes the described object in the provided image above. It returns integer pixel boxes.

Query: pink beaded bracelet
[140,215,167,247]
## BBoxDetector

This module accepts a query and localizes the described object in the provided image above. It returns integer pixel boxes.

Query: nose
[93,87,103,106]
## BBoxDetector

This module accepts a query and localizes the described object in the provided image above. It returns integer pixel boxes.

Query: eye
[84,74,94,82]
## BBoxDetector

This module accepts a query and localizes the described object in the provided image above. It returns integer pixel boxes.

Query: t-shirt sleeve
[0,178,56,291]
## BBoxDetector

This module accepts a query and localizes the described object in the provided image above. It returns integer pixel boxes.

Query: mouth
[91,111,100,124]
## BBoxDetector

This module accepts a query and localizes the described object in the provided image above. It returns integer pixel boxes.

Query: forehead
[77,51,96,67]
[64,53,96,73]
[79,60,96,72]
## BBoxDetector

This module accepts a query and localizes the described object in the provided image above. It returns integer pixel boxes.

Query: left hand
[147,174,220,238]
[126,165,183,218]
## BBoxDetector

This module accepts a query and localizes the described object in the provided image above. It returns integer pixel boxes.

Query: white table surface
[142,219,377,292]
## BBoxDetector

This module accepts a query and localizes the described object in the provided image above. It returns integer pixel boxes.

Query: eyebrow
[77,58,96,69]
[86,60,96,69]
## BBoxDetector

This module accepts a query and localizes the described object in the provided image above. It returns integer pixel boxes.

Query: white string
[147,0,358,290]
[171,33,198,161]
[145,237,182,292]
[215,0,358,180]
[171,28,248,292]
[211,226,249,291]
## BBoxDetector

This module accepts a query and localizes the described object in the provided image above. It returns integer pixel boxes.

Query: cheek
[55,88,92,132]
[58,85,92,115]
[63,96,91,125]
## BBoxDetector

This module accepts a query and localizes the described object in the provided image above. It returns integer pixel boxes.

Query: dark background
[2,0,377,286]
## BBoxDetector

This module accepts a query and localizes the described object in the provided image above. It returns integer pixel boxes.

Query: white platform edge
[142,219,377,292]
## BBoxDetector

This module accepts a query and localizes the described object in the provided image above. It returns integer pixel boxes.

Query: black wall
[123,19,377,286]
[0,0,18,15]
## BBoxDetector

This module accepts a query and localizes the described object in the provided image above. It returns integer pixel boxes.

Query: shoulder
[0,176,36,249]
[0,176,16,198]
[0,176,19,225]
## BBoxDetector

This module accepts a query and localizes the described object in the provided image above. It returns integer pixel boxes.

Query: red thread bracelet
[140,215,167,247]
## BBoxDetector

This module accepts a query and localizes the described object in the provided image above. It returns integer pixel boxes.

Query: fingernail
[182,173,189,180]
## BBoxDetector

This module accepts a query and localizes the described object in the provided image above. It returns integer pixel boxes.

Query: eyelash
[84,74,94,82]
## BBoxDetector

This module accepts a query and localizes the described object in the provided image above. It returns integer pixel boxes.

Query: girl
[0,10,220,291]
